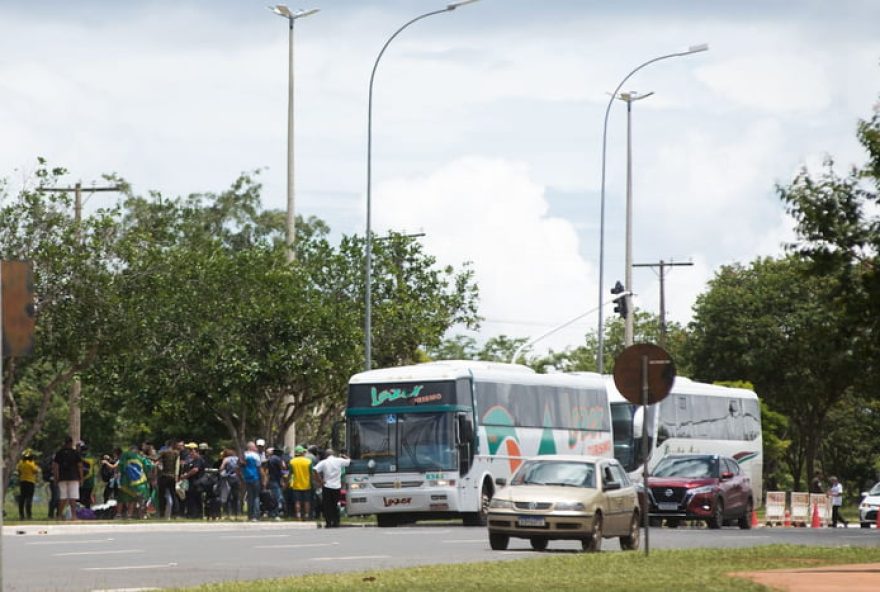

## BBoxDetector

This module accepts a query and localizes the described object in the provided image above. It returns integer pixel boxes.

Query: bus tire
[463,480,492,526]
[377,515,398,528]
[530,536,548,551]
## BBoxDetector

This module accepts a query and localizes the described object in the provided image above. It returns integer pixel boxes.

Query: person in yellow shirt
[17,450,41,520]
[289,446,313,521]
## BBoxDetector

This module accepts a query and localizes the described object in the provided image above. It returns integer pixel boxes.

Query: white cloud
[375,157,595,351]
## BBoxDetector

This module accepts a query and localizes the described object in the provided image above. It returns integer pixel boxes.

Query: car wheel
[489,532,509,551]
[463,483,492,526]
[666,518,682,528]
[738,499,753,530]
[582,512,603,553]
[708,499,724,529]
[377,515,398,528]
[619,510,640,551]
[530,536,548,551]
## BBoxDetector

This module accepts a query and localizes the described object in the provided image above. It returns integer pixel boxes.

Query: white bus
[343,361,613,526]
[607,376,763,502]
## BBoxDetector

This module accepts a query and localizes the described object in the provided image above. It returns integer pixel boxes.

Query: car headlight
[553,501,586,511]
[689,485,716,495]
[489,498,513,509]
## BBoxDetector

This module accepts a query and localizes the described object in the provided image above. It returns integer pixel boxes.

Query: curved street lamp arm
[596,45,707,374]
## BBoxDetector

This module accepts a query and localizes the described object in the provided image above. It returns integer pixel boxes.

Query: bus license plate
[517,516,546,528]
[658,502,679,511]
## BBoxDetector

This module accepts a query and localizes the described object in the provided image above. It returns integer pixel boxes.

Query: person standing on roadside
[289,446,313,521]
[810,470,824,494]
[157,439,180,519]
[40,453,59,518]
[16,450,40,520]
[240,441,265,522]
[312,448,350,528]
[266,447,286,520]
[181,444,206,519]
[53,436,83,521]
[828,476,849,528]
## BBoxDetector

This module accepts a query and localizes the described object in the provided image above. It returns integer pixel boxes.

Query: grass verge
[173,544,880,592]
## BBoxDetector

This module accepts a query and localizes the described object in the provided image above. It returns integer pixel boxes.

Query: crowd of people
[14,435,351,528]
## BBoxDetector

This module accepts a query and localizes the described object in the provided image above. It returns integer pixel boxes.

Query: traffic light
[611,280,628,319]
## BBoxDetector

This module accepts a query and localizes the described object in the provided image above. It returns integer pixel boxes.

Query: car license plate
[658,502,679,511]
[517,516,546,527]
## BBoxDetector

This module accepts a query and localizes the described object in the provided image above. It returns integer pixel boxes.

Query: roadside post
[613,343,676,556]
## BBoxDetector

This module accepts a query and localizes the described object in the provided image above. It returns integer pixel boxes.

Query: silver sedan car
[487,455,640,552]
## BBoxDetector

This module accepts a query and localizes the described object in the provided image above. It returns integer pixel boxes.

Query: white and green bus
[607,376,763,502]
[343,361,613,526]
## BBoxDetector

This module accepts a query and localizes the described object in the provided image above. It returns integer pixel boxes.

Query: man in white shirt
[313,449,350,528]
[828,476,849,528]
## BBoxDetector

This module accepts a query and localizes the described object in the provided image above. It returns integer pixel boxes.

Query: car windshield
[510,460,595,488]
[869,483,880,496]
[652,456,718,479]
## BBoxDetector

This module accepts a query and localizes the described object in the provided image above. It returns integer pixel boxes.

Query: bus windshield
[348,412,457,474]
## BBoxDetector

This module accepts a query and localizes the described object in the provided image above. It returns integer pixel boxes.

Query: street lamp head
[268,5,319,20]
[687,43,709,54]
[447,0,480,10]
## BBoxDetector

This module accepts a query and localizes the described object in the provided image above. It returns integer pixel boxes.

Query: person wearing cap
[198,442,213,467]
[181,445,206,519]
[289,446,313,521]
[16,449,40,520]
[255,439,267,462]
[266,447,286,520]
[313,448,350,528]
[240,441,266,522]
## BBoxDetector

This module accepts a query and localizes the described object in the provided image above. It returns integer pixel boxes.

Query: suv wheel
[707,499,724,529]
[738,499,753,530]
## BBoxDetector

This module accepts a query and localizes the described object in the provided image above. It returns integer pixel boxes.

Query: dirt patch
[733,563,880,592]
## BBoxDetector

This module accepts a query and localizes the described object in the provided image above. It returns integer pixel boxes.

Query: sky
[2,0,879,356]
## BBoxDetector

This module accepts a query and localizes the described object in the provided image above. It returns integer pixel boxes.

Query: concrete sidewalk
[3,519,317,536]
[735,563,880,592]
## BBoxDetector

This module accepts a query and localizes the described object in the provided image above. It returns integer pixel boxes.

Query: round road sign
[612,343,676,405]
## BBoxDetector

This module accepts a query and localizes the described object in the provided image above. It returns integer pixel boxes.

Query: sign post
[613,343,676,556]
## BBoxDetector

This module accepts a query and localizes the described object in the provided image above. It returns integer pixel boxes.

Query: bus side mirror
[457,414,474,444]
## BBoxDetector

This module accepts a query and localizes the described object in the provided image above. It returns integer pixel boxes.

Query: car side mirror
[720,471,734,480]
[605,481,621,491]
[495,477,507,487]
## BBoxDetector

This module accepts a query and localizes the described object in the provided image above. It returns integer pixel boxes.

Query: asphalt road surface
[3,522,879,592]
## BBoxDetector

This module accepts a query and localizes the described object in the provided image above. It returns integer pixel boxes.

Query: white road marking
[83,563,177,572]
[442,539,486,543]
[219,534,290,539]
[382,529,451,535]
[28,538,115,545]
[311,555,391,562]
[91,588,161,592]
[255,542,340,549]
[56,549,143,557]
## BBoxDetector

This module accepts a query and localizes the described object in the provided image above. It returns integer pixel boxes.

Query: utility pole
[42,182,121,444]
[632,259,693,349]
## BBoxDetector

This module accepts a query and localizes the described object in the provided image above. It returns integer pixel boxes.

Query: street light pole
[365,0,479,372]
[269,5,320,263]
[617,90,654,347]
[596,43,708,374]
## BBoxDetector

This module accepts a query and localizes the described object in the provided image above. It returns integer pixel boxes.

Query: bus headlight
[349,482,366,490]
[428,479,456,487]
[489,498,513,509]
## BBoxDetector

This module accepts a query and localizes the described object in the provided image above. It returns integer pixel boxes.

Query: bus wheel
[464,482,492,526]
[377,515,398,528]
[489,533,509,551]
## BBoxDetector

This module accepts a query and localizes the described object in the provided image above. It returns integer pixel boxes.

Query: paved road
[3,522,879,591]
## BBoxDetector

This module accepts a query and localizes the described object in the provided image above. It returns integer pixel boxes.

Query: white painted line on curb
[56,549,143,557]
[255,542,340,549]
[382,530,451,535]
[83,563,177,571]
[27,538,115,545]
[311,555,391,562]
[91,588,161,592]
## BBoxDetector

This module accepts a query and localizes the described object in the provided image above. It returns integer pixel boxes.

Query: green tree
[686,256,858,489]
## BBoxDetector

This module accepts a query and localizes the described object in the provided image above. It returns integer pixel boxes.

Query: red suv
[647,454,753,529]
